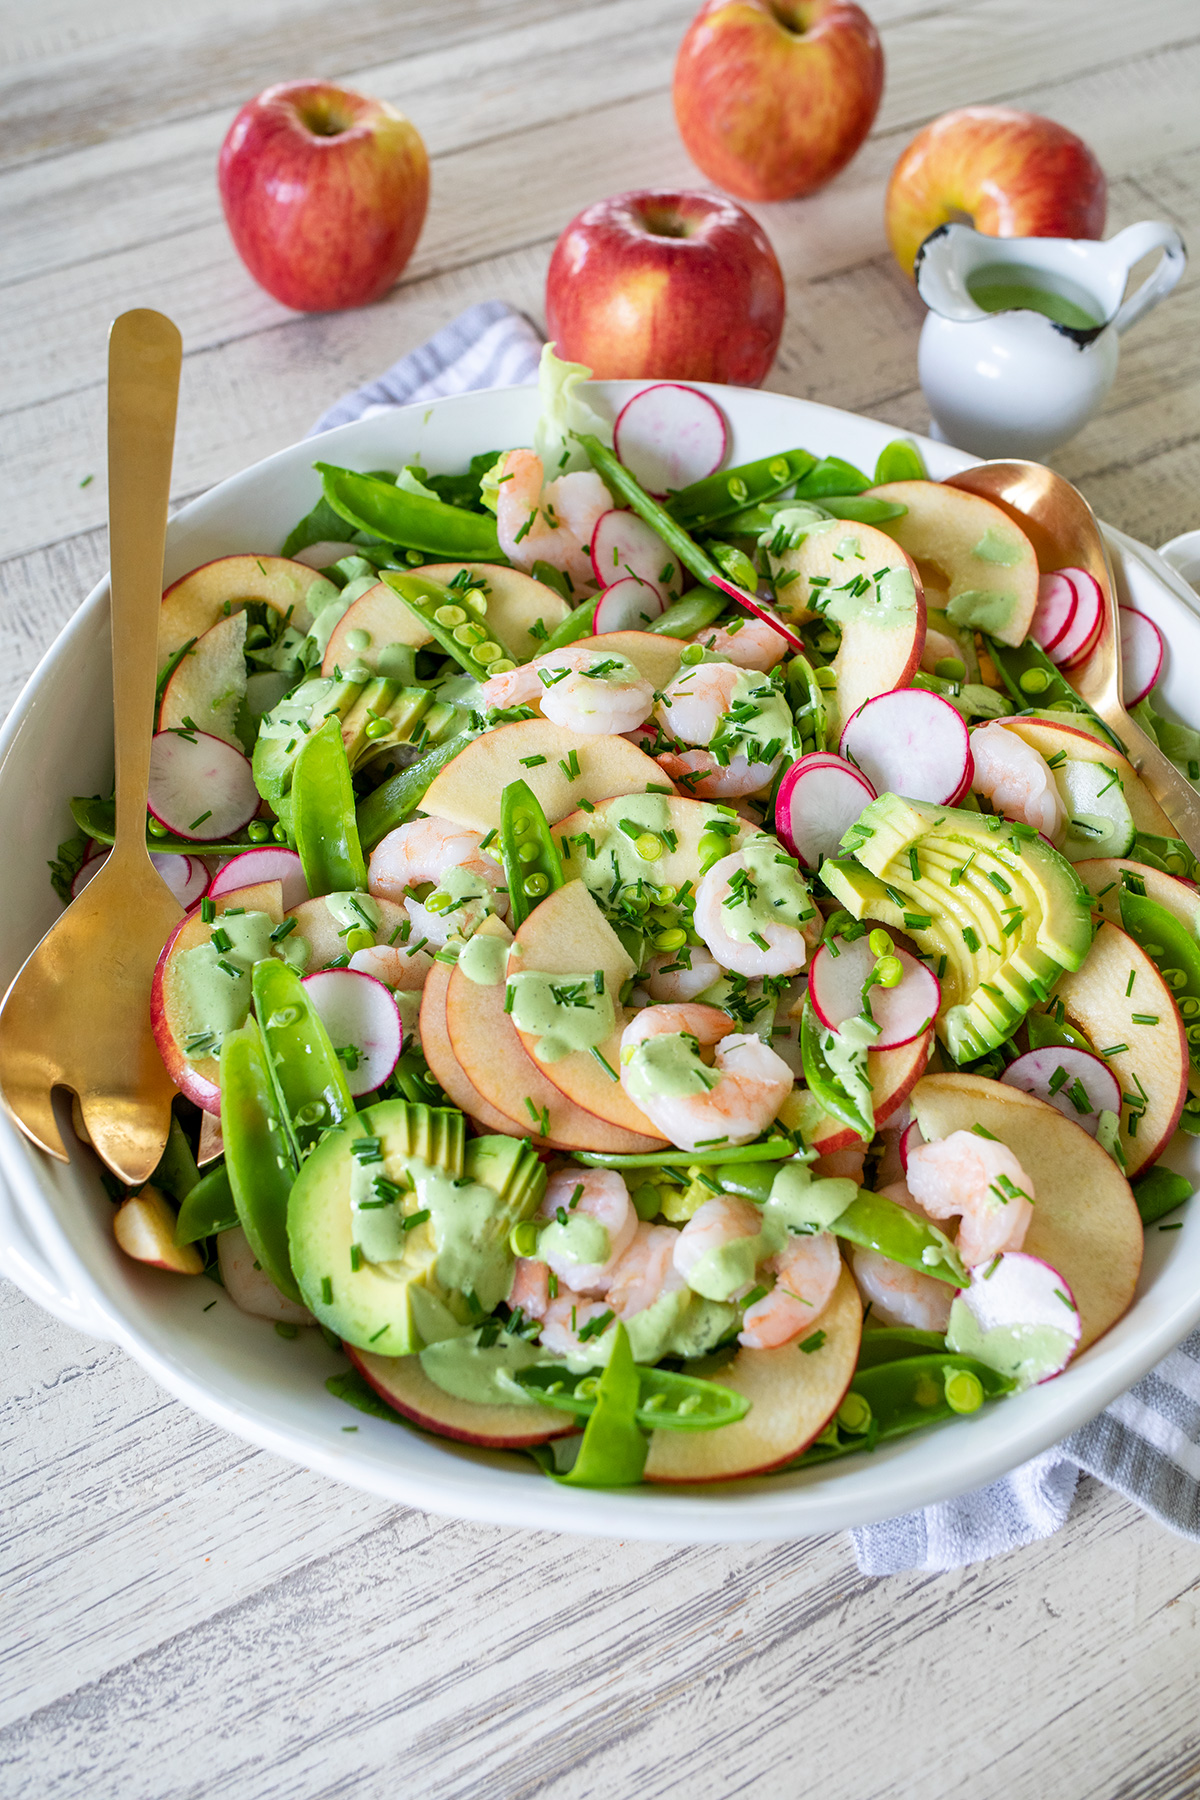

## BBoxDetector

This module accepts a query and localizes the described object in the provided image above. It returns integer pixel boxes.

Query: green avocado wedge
[821,793,1094,1061]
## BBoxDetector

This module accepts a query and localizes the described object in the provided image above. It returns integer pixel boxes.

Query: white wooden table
[2,3,1199,1793]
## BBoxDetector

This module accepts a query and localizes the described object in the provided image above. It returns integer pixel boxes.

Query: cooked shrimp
[508,1256,552,1321]
[850,1245,953,1332]
[537,1167,637,1295]
[607,1222,686,1318]
[368,814,506,948]
[480,644,654,735]
[495,448,610,589]
[538,1291,615,1358]
[970,721,1065,840]
[645,945,722,1003]
[693,847,812,979]
[348,944,433,990]
[655,746,781,801]
[739,1230,842,1349]
[673,1196,762,1291]
[905,1128,1035,1265]
[697,611,788,672]
[655,662,788,796]
[620,1003,793,1151]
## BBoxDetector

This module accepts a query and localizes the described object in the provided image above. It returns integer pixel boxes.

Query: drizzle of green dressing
[506,970,616,1062]
[821,1013,879,1133]
[425,863,496,923]
[344,627,372,652]
[808,530,919,630]
[538,1213,610,1269]
[324,890,381,936]
[725,669,796,761]
[946,1301,1075,1391]
[946,587,1018,635]
[175,911,295,1057]
[719,834,815,946]
[458,932,507,985]
[349,1155,515,1314]
[621,1031,717,1111]
[971,527,1023,566]
[419,1328,549,1405]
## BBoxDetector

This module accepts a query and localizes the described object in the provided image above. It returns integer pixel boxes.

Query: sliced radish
[1029,571,1078,656]
[1000,1046,1120,1137]
[775,752,876,868]
[301,968,402,1097]
[808,936,940,1049]
[947,1252,1081,1388]
[612,384,727,495]
[1119,605,1165,706]
[1047,568,1104,670]
[840,689,972,806]
[72,850,208,909]
[710,575,804,650]
[209,848,309,912]
[592,576,666,634]
[147,731,260,842]
[898,1117,924,1174]
[590,509,686,600]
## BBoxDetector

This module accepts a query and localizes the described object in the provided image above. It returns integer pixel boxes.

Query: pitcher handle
[1109,221,1187,336]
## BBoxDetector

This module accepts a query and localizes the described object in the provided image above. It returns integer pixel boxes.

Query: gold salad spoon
[0,310,185,1184]
[946,458,1200,858]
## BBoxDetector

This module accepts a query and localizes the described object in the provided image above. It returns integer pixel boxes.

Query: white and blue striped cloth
[318,299,1200,1570]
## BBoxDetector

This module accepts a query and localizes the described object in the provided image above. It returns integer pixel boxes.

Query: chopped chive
[402,1208,431,1232]
[1125,969,1136,997]
[321,1277,333,1305]
[590,1047,619,1081]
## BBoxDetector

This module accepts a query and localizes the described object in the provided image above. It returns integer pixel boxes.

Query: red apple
[886,106,1106,280]
[545,189,785,385]
[673,0,884,202]
[218,80,429,312]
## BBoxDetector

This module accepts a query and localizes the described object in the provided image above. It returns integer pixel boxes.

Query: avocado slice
[287,1099,546,1353]
[821,794,1093,1061]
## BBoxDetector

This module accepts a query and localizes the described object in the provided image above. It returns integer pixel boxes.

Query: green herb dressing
[946,587,1020,635]
[506,970,617,1062]
[175,911,302,1057]
[425,863,498,924]
[821,1013,878,1133]
[344,627,372,653]
[621,1031,717,1111]
[419,1328,550,1405]
[324,890,382,936]
[538,1213,610,1269]
[966,266,1100,331]
[971,527,1023,567]
[349,1154,515,1314]
[724,669,796,761]
[719,834,815,946]
[458,932,508,985]
[946,1302,1076,1391]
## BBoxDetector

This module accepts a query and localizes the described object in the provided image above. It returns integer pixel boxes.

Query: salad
[60,349,1197,1488]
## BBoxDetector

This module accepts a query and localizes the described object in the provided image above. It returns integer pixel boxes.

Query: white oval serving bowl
[2,382,1198,1543]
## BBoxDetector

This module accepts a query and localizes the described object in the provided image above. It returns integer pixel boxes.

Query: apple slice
[321,580,433,677]
[158,554,333,672]
[909,1071,1142,1351]
[419,957,530,1135]
[420,718,669,832]
[198,1111,224,1166]
[997,716,1175,837]
[446,917,663,1153]
[868,480,1039,648]
[770,521,926,733]
[780,1025,935,1155]
[568,631,687,690]
[1075,858,1200,935]
[346,1345,575,1449]
[1052,920,1187,1176]
[643,1264,861,1482]
[293,540,362,570]
[114,1186,204,1275]
[507,880,666,1139]
[158,611,248,747]
[556,792,754,893]
[151,878,285,1113]
[283,893,408,970]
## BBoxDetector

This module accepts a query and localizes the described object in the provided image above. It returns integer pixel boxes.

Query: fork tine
[0,1051,70,1162]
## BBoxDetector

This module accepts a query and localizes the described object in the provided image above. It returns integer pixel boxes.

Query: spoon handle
[107,310,182,861]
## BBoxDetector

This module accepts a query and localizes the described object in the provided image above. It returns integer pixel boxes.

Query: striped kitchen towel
[314,298,1200,1573]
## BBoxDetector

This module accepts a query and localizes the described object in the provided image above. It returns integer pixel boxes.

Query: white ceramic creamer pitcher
[914,221,1186,458]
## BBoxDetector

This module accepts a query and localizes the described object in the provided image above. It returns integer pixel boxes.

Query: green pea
[272,821,289,843]
[1019,667,1051,694]
[836,1392,872,1435]
[868,927,894,957]
[517,841,539,864]
[509,1221,541,1257]
[364,717,392,739]
[875,955,904,989]
[945,1369,984,1414]
[345,928,374,953]
[148,816,168,837]
[653,927,688,951]
[247,820,271,843]
[934,657,966,681]
[635,833,663,861]
[680,643,705,665]
[434,604,467,628]
[523,872,550,898]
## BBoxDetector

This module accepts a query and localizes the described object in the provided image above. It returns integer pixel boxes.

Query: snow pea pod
[536,601,597,653]
[799,995,874,1141]
[291,715,368,895]
[794,1354,1015,1466]
[855,1325,947,1369]
[785,651,829,754]
[516,1358,749,1432]
[550,1322,647,1487]
[793,455,872,499]
[706,540,759,592]
[1132,1165,1193,1225]
[173,1162,238,1246]
[219,1018,302,1300]
[831,1190,966,1286]
[529,559,574,605]
[665,448,817,533]
[1119,888,1200,1063]
[818,496,908,524]
[69,794,254,858]
[576,1138,795,1170]
[379,568,514,681]
[874,438,928,484]
[986,636,1125,752]
[152,1115,200,1203]
[1127,832,1199,883]
[645,589,727,638]
[499,778,564,927]
[355,728,477,850]
[578,434,723,592]
[315,463,503,559]
[251,958,355,1161]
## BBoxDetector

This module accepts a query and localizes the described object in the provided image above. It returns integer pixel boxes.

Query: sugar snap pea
[831,1190,966,1286]
[530,560,574,604]
[291,715,368,894]
[1119,888,1200,1064]
[874,438,929,484]
[516,1359,750,1432]
[792,1354,1015,1466]
[152,1115,200,1203]
[855,1326,947,1369]
[706,540,759,591]
[985,636,1125,751]
[173,1161,238,1246]
[645,589,727,638]
[550,1321,647,1487]
[251,958,355,1161]
[793,455,872,499]
[818,496,908,524]
[1128,831,1199,883]
[537,600,598,653]
[355,728,477,850]
[665,449,817,533]
[379,568,518,679]
[316,463,503,559]
[219,1019,302,1300]
[799,994,873,1141]
[1132,1165,1193,1225]
[499,778,564,927]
